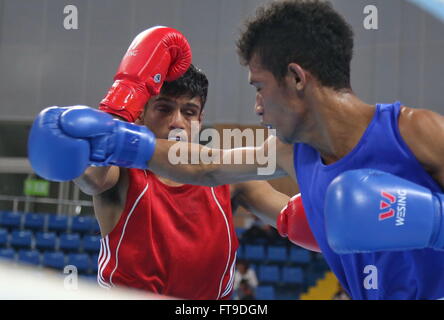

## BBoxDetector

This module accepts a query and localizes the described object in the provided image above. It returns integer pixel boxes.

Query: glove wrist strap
[99,79,150,122]
[431,193,444,249]
[107,121,156,169]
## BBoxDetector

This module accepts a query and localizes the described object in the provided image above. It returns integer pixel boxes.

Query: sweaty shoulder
[398,106,444,186]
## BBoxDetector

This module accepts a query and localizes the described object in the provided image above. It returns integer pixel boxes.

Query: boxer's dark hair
[160,64,209,111]
[237,0,354,90]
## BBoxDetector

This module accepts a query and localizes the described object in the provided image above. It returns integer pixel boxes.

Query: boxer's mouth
[168,129,187,142]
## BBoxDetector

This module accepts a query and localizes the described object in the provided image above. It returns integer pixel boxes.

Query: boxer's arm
[29,106,294,184]
[70,111,124,195]
[231,180,290,227]
[149,135,292,186]
[73,166,120,196]
[399,107,444,188]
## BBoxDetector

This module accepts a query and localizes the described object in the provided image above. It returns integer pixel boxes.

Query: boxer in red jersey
[74,65,291,299]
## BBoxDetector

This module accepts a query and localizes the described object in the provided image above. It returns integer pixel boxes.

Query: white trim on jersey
[211,187,233,300]
[97,239,106,288]
[109,171,149,287]
[97,239,107,288]
[221,251,237,298]
[98,237,111,289]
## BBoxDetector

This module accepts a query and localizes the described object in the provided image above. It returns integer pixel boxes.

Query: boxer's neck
[304,89,375,165]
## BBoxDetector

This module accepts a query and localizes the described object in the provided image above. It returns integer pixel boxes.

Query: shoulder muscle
[399,106,444,184]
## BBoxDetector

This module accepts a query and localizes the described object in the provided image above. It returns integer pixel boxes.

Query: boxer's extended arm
[72,114,125,196]
[149,136,292,186]
[399,107,444,188]
[232,180,290,227]
[232,183,321,252]
[73,166,120,196]
[28,106,294,184]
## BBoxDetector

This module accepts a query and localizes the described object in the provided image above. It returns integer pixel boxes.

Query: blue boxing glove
[28,106,156,181]
[325,169,444,254]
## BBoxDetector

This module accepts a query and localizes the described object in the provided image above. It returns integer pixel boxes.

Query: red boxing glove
[100,26,192,122]
[277,193,321,252]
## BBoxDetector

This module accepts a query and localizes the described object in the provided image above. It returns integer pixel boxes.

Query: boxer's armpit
[91,168,127,237]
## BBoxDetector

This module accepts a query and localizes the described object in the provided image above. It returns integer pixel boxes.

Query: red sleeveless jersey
[97,169,239,299]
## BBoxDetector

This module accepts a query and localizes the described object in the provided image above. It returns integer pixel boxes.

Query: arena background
[0,0,443,300]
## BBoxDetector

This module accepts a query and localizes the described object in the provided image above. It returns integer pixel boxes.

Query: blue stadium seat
[0,248,15,260]
[47,215,69,233]
[275,287,301,300]
[90,219,101,234]
[289,248,311,264]
[244,244,266,261]
[0,211,22,230]
[59,233,81,252]
[43,251,65,270]
[35,232,57,251]
[258,265,280,283]
[282,266,304,285]
[267,246,287,263]
[24,213,46,232]
[0,228,8,247]
[236,245,244,260]
[255,285,275,300]
[90,254,99,273]
[10,230,32,249]
[249,237,269,245]
[313,254,330,273]
[306,271,321,287]
[67,253,91,273]
[235,227,247,239]
[71,216,94,234]
[18,250,40,265]
[80,274,98,283]
[83,235,100,253]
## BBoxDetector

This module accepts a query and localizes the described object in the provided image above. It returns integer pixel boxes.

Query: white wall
[0,0,443,125]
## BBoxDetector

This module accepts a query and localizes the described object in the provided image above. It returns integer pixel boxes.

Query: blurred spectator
[237,279,256,300]
[241,217,282,244]
[333,285,351,300]
[234,259,258,293]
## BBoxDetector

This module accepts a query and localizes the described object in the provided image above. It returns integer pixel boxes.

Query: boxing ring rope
[0,195,93,215]
[0,260,171,299]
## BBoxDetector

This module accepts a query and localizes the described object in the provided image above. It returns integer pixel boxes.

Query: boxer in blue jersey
[27,1,444,299]
[232,1,444,299]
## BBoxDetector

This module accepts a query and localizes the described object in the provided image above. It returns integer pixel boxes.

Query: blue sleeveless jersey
[294,102,444,300]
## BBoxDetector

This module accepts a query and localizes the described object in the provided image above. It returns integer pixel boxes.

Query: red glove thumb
[277,193,321,252]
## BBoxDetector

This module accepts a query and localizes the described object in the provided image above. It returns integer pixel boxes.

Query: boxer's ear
[198,110,204,123]
[287,63,306,91]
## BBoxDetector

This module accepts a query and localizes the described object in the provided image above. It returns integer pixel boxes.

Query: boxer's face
[141,94,203,142]
[248,54,307,144]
